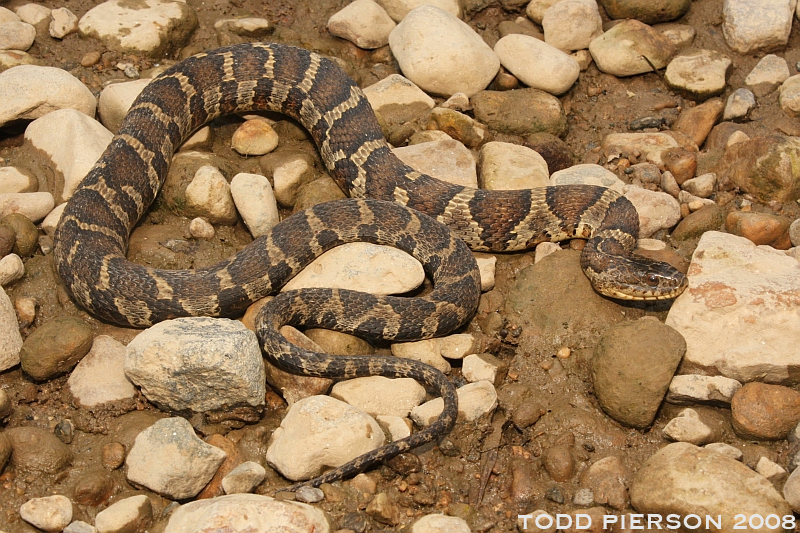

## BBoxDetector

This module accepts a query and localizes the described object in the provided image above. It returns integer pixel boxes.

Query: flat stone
[68,335,136,408]
[723,88,756,121]
[411,514,472,533]
[78,0,198,56]
[410,380,497,426]
[672,98,724,148]
[363,73,434,125]
[550,163,625,191]
[50,7,79,39]
[0,166,37,194]
[479,141,549,190]
[15,4,52,25]
[388,5,499,97]
[0,286,21,372]
[666,374,742,405]
[665,50,731,100]
[494,34,580,95]
[221,461,266,495]
[331,376,427,417]
[722,0,795,54]
[589,19,675,77]
[665,231,800,385]
[327,0,395,49]
[393,139,478,188]
[163,494,329,533]
[745,54,790,96]
[662,408,714,445]
[602,132,683,167]
[19,495,73,532]
[94,494,152,533]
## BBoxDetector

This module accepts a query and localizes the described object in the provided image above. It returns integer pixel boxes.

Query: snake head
[582,250,688,301]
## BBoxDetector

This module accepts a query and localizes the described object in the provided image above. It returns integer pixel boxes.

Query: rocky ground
[1,0,800,532]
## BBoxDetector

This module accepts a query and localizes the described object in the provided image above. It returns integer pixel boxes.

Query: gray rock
[0,21,35,51]
[125,417,227,500]
[746,54,790,96]
[78,0,198,56]
[631,443,791,530]
[667,374,742,405]
[591,317,686,428]
[790,218,800,247]
[784,466,800,512]
[64,521,97,533]
[662,408,714,445]
[723,88,756,121]
[722,0,795,54]
[125,317,266,413]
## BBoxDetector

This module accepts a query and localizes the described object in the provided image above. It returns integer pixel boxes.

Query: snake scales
[53,42,686,489]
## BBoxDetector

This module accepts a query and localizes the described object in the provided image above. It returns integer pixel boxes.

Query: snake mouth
[595,275,689,301]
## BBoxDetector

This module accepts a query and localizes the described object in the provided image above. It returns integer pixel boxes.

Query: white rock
[475,253,496,292]
[188,217,214,240]
[163,494,329,533]
[0,253,24,286]
[0,66,96,128]
[125,417,227,500]
[392,332,477,372]
[493,34,580,95]
[665,231,800,385]
[745,54,790,96]
[67,335,136,408]
[388,5,499,97]
[0,6,19,23]
[230,173,279,238]
[462,353,506,385]
[376,415,412,440]
[331,375,427,417]
[622,186,681,239]
[41,203,66,236]
[535,241,561,263]
[50,7,78,39]
[411,513,472,533]
[231,119,279,156]
[125,317,266,412]
[78,0,197,55]
[0,286,22,372]
[588,19,675,77]
[479,141,549,190]
[98,78,151,133]
[601,132,683,167]
[411,380,497,426]
[779,75,800,118]
[723,88,756,121]
[283,242,425,295]
[363,73,435,124]
[266,395,384,481]
[722,0,795,54]
[376,0,461,22]
[0,21,35,51]
[756,456,787,484]
[24,109,114,201]
[662,408,714,445]
[678,190,715,210]
[704,442,743,461]
[393,139,478,189]
[15,4,51,25]
[666,374,742,405]
[94,494,152,533]
[0,166,37,194]
[328,0,396,49]
[637,238,667,251]
[550,163,625,191]
[542,0,603,52]
[665,50,731,99]
[221,461,267,495]
[681,172,717,198]
[185,165,238,225]
[0,192,54,222]
[19,495,73,532]
[272,156,314,207]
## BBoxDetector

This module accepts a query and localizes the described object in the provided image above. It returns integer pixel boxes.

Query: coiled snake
[53,43,686,489]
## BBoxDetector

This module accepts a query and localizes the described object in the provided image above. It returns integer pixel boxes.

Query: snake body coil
[53,43,686,488]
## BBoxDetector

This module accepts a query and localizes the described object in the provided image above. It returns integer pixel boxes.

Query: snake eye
[646,273,660,287]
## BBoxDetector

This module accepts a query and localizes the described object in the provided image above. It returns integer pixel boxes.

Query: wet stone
[670,203,724,240]
[366,492,401,526]
[524,132,574,173]
[543,444,574,482]
[579,455,629,510]
[1,212,38,257]
[5,426,72,473]
[71,468,114,507]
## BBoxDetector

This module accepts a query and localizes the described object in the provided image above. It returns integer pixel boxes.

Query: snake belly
[53,42,686,489]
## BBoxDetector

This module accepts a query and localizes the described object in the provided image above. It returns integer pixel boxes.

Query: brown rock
[731,382,800,440]
[365,492,401,526]
[72,468,115,506]
[510,455,540,503]
[512,397,545,429]
[524,132,574,173]
[472,88,567,137]
[671,204,725,241]
[101,441,126,470]
[0,223,15,258]
[718,135,800,203]
[580,456,630,510]
[19,316,94,381]
[725,211,792,249]
[598,0,691,24]
[5,426,72,473]
[542,444,575,481]
[0,213,38,257]
[197,434,243,499]
[705,122,751,152]
[661,147,697,185]
[426,107,487,149]
[672,98,724,148]
[292,176,346,213]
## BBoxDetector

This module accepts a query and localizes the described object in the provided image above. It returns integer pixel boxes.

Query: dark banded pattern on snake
[53,42,686,489]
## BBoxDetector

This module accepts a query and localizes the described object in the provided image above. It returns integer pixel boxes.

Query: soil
[0,0,797,531]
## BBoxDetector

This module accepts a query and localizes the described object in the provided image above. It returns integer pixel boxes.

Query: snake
[52,42,687,490]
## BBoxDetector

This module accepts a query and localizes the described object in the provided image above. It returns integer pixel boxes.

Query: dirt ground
[0,0,798,531]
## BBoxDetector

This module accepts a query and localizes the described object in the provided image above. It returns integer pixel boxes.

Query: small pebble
[101,442,126,470]
[80,51,102,67]
[704,442,743,461]
[231,119,279,156]
[295,485,325,503]
[189,217,215,240]
[0,253,24,286]
[542,445,574,482]
[1,213,38,257]
[662,408,714,445]
[755,456,787,485]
